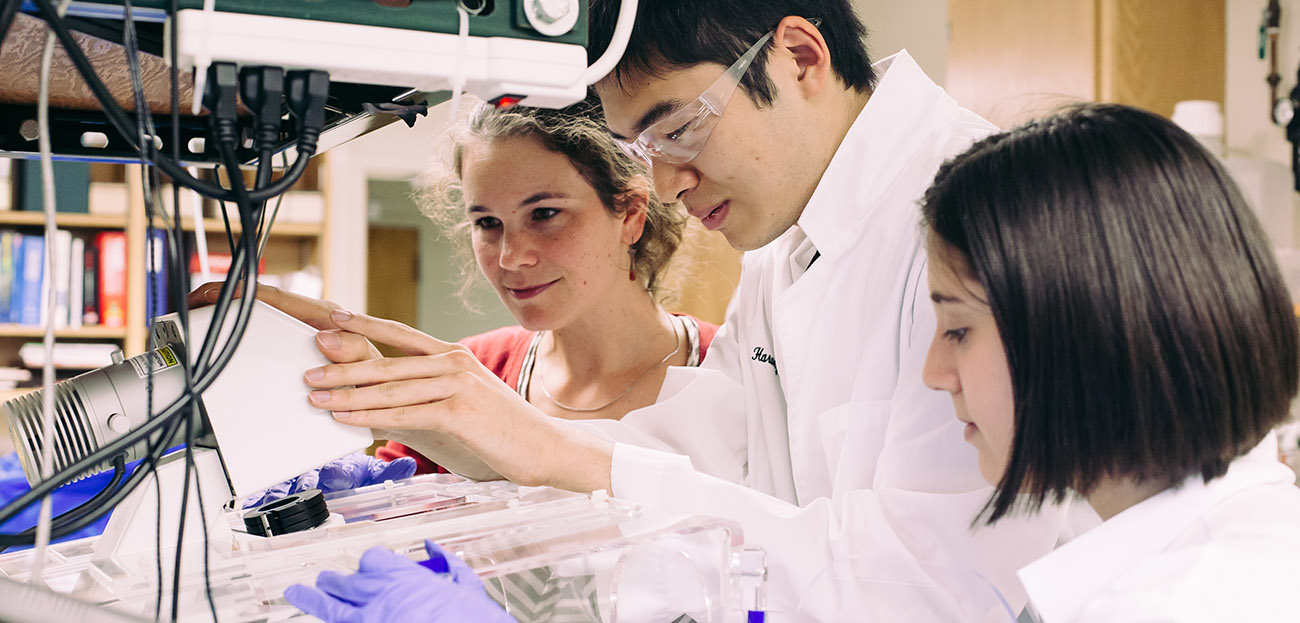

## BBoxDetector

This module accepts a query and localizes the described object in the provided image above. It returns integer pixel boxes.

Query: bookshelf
[0,324,127,339]
[0,157,335,393]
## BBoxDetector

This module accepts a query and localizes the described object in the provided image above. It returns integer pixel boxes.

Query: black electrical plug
[203,62,241,147]
[286,70,330,155]
[239,66,285,152]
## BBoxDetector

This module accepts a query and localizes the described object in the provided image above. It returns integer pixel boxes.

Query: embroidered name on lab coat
[751,347,778,376]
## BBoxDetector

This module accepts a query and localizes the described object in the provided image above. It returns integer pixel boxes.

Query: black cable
[0,409,185,548]
[0,0,20,50]
[255,148,272,243]
[0,0,327,544]
[118,6,192,618]
[166,0,219,618]
[167,64,254,621]
[28,0,225,200]
[148,416,164,623]
[59,16,166,56]
[132,17,209,623]
[163,112,262,623]
[213,165,239,254]
[0,60,320,525]
[39,456,126,533]
[28,0,319,204]
[0,205,260,548]
[170,407,195,621]
[9,416,185,544]
[0,249,259,528]
[242,66,285,244]
[0,263,261,549]
[0,389,191,550]
[0,455,126,551]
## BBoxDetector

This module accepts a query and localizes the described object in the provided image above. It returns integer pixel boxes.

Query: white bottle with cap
[1172,99,1226,157]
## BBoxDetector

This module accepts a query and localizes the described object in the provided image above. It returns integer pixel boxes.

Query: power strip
[174,9,589,109]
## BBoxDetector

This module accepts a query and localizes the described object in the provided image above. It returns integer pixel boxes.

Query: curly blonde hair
[418,99,687,304]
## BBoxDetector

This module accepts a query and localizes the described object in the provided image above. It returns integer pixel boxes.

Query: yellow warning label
[128,345,183,378]
[158,346,178,368]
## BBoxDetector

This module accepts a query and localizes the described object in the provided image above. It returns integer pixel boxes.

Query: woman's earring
[628,246,637,282]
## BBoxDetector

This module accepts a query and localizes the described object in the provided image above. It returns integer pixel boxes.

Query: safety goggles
[614,21,819,166]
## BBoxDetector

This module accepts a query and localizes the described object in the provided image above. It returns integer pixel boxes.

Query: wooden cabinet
[946,0,1225,127]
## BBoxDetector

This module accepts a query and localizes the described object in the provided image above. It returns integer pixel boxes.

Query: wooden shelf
[0,212,127,229]
[0,324,128,339]
[0,213,321,237]
[180,218,322,238]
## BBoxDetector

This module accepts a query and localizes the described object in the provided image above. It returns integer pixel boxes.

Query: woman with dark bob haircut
[921,103,1300,622]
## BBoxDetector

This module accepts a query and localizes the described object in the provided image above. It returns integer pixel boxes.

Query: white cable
[447,5,470,124]
[32,0,74,584]
[580,0,638,85]
[188,167,212,283]
[189,0,216,115]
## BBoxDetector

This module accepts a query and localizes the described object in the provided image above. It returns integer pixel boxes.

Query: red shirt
[377,316,718,473]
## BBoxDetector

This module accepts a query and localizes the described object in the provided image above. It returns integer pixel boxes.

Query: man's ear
[618,175,651,245]
[772,15,833,99]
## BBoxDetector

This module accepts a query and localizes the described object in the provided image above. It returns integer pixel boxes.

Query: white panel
[185,301,373,497]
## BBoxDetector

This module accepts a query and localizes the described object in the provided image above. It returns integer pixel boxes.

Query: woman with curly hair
[378,102,718,472]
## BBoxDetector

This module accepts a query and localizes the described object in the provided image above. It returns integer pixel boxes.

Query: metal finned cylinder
[5,380,111,485]
[2,345,192,487]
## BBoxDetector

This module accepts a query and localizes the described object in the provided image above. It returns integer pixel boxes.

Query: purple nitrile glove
[284,540,516,623]
[241,453,417,509]
[318,452,418,492]
[418,540,483,588]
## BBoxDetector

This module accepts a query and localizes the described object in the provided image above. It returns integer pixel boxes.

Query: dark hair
[420,99,686,300]
[921,103,1299,524]
[588,0,875,107]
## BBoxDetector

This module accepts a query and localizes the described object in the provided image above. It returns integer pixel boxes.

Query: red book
[96,231,127,328]
[189,252,266,284]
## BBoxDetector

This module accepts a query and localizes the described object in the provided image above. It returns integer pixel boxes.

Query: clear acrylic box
[0,474,765,623]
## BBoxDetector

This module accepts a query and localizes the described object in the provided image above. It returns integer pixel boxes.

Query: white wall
[321,102,454,315]
[1225,0,1298,249]
[854,0,949,84]
[1226,0,1295,162]
[323,99,518,338]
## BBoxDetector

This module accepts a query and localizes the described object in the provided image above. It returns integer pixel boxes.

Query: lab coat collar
[798,49,960,263]
[1016,436,1290,622]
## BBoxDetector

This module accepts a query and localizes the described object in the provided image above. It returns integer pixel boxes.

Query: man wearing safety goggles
[579,1,1081,621]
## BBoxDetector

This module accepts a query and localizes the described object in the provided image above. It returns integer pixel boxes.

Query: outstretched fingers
[308,375,469,413]
[315,329,383,364]
[304,350,480,390]
[325,310,463,357]
[187,281,347,331]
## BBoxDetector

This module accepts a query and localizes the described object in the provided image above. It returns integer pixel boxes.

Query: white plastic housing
[168,301,374,498]
[174,10,589,109]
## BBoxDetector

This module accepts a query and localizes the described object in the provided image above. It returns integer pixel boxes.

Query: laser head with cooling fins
[3,342,194,487]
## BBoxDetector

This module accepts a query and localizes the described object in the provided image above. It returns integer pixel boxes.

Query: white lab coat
[577,51,1079,621]
[1017,436,1300,623]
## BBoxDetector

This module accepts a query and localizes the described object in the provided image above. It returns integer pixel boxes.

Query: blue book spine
[0,230,13,324]
[9,234,24,324]
[19,234,44,326]
[145,229,169,321]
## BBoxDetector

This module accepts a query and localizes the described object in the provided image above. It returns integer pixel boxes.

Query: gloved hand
[284,540,516,623]
[241,453,416,509]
